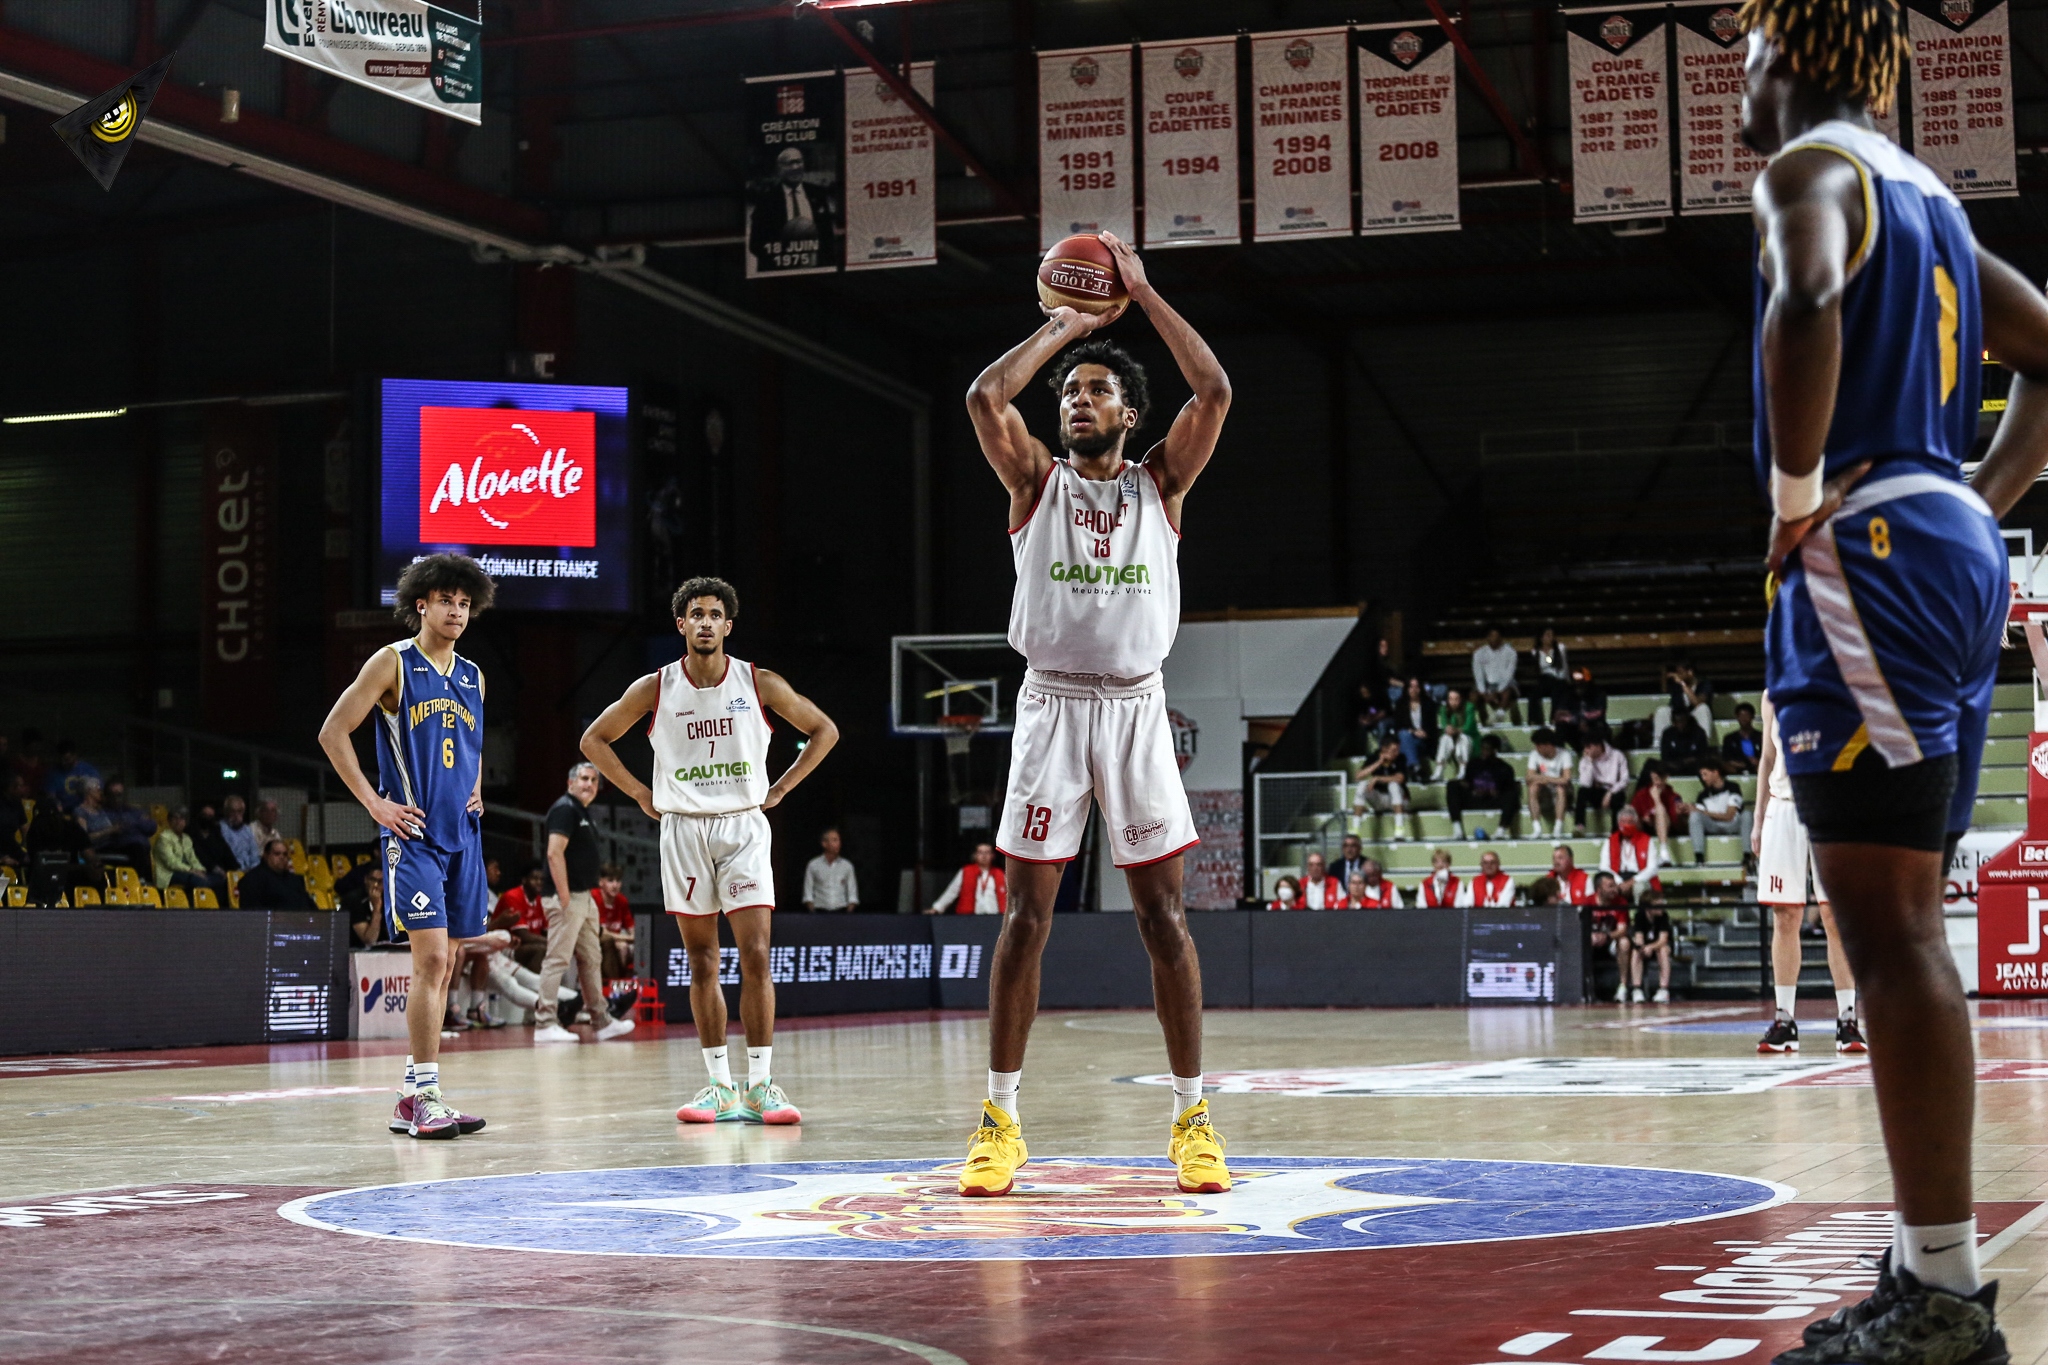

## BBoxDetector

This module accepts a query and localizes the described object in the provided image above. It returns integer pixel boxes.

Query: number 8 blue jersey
[1751,119,1981,486]
[374,639,484,851]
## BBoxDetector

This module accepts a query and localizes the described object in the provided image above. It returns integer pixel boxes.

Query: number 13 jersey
[1008,458,1181,677]
[648,656,773,815]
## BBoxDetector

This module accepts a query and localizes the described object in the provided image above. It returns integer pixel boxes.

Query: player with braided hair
[1744,0,2048,1359]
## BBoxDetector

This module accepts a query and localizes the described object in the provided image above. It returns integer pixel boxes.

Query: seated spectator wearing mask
[1268,874,1303,910]
[1415,847,1460,907]
[1297,852,1343,909]
[190,804,237,876]
[1447,734,1519,840]
[239,838,316,909]
[1719,701,1763,775]
[151,808,227,896]
[1689,761,1751,867]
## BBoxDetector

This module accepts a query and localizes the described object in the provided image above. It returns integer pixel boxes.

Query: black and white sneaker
[1758,1016,1800,1053]
[1773,1267,2005,1365]
[1803,1248,1898,1345]
[1836,1018,1869,1054]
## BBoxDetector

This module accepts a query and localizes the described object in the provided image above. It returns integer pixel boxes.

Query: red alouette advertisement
[417,407,596,547]
[1906,0,2016,198]
[1567,6,1672,219]
[1672,4,1767,213]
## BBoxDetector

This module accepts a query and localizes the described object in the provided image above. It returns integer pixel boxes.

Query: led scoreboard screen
[376,378,633,614]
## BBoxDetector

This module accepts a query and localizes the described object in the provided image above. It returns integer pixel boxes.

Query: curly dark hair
[1738,0,1908,114]
[393,553,495,632]
[1047,340,1150,434]
[672,575,739,620]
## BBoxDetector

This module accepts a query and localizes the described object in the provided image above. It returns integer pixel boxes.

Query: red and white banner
[1355,22,1460,235]
[1250,29,1352,241]
[418,407,596,546]
[844,62,936,270]
[1672,4,1766,213]
[1039,46,1134,250]
[1140,38,1239,248]
[1567,5,1671,220]
[1973,732,2048,994]
[1906,0,2016,198]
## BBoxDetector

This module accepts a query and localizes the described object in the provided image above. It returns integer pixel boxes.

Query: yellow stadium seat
[225,871,243,908]
[73,886,101,906]
[311,887,336,910]
[165,885,191,909]
[331,855,353,880]
[288,839,308,874]
[306,861,334,891]
[139,885,163,908]
[5,885,25,906]
[103,888,131,905]
[354,852,371,866]
[150,803,170,828]
[114,866,142,896]
[192,886,219,909]
[54,891,68,907]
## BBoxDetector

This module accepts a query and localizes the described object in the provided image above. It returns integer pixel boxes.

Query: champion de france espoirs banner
[1567,5,1671,220]
[1039,45,1135,249]
[1140,38,1240,248]
[844,62,936,270]
[1251,28,1353,241]
[1906,0,2016,198]
[1355,22,1460,235]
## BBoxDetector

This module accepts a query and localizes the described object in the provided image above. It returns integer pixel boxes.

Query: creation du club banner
[1567,4,1672,220]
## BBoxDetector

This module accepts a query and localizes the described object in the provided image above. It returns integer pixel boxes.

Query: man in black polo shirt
[534,762,634,1043]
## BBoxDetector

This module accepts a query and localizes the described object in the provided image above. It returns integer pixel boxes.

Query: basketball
[1036,233,1127,314]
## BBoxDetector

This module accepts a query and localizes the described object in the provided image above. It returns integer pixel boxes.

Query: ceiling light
[2,406,128,425]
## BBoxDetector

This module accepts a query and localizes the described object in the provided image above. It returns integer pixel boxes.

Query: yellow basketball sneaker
[1169,1099,1230,1194]
[958,1100,1027,1197]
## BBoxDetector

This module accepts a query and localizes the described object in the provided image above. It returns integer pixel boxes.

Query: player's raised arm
[754,669,837,810]
[1101,232,1231,503]
[317,646,426,840]
[1971,248,2048,518]
[967,305,1119,520]
[581,673,663,821]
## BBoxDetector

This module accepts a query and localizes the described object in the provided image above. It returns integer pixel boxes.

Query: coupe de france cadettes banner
[1906,0,2016,198]
[744,70,843,278]
[1250,29,1354,241]
[844,62,937,271]
[1672,4,1767,213]
[1567,6,1672,220]
[1039,46,1135,250]
[264,0,480,124]
[1355,23,1460,235]
[1140,39,1240,248]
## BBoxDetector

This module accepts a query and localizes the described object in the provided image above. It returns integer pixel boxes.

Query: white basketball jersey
[1766,708,1793,802]
[1007,459,1181,676]
[648,656,772,816]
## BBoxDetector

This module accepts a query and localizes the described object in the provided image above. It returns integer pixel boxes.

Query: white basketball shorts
[997,669,1198,869]
[661,808,776,916]
[1757,797,1829,906]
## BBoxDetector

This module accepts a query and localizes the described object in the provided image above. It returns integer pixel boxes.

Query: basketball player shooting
[1745,0,2048,1355]
[960,230,1231,1198]
[580,577,837,1126]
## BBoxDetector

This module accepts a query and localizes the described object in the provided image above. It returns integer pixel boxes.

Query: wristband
[1771,464,1824,522]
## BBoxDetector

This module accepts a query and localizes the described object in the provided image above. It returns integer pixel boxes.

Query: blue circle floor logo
[279,1157,1786,1262]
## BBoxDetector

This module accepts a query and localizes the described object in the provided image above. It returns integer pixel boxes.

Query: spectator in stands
[1348,858,1403,908]
[1461,849,1518,907]
[1416,847,1460,907]
[1658,711,1715,774]
[492,862,551,972]
[1719,701,1762,774]
[1393,676,1439,774]
[1345,871,1372,908]
[337,862,386,947]
[1298,852,1343,909]
[1435,686,1479,778]
[595,863,635,978]
[485,857,506,897]
[1471,627,1522,725]
[1345,678,1392,757]
[191,804,237,877]
[1527,876,1561,906]
[72,780,126,867]
[1629,895,1676,1003]
[101,781,156,871]
[1447,734,1519,840]
[218,795,261,871]
[1599,806,1662,902]
[26,794,90,901]
[1688,761,1751,867]
[803,827,860,912]
[1630,762,1690,861]
[248,799,283,851]
[1529,627,1572,724]
[1524,727,1575,838]
[1331,833,1370,889]
[930,842,1006,915]
[1574,728,1630,834]
[1268,874,1302,910]
[239,837,316,909]
[151,808,224,896]
[1553,669,1608,753]
[1591,872,1634,1000]
[1,773,30,872]
[1551,844,1595,905]
[44,739,100,813]
[1352,738,1413,841]
[1659,658,1715,743]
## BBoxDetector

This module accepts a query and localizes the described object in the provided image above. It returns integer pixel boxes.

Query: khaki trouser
[534,890,609,1028]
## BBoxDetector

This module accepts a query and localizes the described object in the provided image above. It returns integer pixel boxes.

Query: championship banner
[1250,28,1353,241]
[844,62,936,271]
[1355,22,1460,235]
[1906,0,2016,198]
[1039,46,1135,250]
[1566,5,1672,220]
[1672,4,1766,214]
[1140,38,1240,249]
[264,0,480,125]
[745,70,843,278]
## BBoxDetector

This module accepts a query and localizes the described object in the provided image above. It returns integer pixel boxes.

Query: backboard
[890,634,1025,737]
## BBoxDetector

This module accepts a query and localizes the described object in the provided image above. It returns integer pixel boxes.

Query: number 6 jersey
[648,656,773,815]
[374,639,484,850]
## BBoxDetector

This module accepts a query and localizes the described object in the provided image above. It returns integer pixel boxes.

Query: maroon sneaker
[390,1092,485,1136]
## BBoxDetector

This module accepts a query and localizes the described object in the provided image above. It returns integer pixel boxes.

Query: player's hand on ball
[371,796,428,840]
[1098,231,1147,295]
[1765,460,1870,575]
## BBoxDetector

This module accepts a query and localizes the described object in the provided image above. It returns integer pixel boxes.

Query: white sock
[402,1055,415,1096]
[747,1046,772,1087]
[988,1068,1021,1119]
[1836,989,1857,1021]
[703,1046,733,1088]
[1901,1217,1981,1296]
[413,1061,439,1093]
[1172,1074,1204,1120]
[1774,985,1798,1018]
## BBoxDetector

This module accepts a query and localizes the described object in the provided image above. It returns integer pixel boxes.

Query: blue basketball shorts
[382,819,489,939]
[1766,468,2007,838]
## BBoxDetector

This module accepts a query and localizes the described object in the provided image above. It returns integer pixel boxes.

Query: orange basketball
[1036,234,1127,315]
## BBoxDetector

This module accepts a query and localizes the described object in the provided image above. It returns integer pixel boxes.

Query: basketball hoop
[937,712,982,757]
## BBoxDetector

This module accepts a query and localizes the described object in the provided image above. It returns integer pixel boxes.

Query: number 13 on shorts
[1020,805,1052,841]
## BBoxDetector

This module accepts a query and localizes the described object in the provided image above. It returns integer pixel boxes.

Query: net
[937,712,983,758]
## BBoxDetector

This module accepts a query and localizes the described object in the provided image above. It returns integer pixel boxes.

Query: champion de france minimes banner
[1140,38,1240,249]
[1672,4,1767,214]
[264,0,480,124]
[745,70,843,278]
[1567,5,1671,220]
[1250,29,1353,241]
[1039,45,1135,250]
[844,62,937,271]
[1906,0,2016,198]
[1355,22,1460,235]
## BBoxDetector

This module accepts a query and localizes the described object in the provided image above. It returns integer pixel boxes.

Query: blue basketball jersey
[374,639,484,852]
[1752,120,1981,485]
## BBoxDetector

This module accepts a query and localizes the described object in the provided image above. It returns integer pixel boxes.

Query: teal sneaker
[741,1079,801,1125]
[675,1082,743,1123]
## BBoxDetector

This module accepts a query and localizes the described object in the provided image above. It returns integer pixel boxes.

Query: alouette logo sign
[418,407,596,547]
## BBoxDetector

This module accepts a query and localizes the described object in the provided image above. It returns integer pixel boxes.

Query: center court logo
[280,1157,1783,1261]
